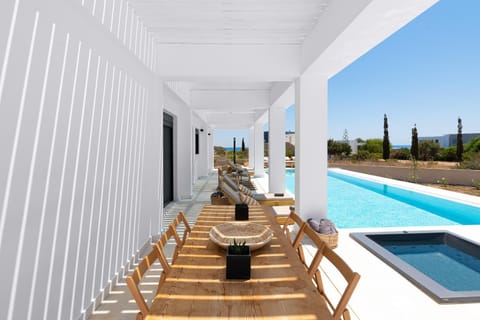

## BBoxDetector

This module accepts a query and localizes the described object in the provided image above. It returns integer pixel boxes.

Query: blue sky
[214,0,480,147]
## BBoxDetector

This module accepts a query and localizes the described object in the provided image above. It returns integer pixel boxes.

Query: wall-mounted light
[200,128,204,132]
[208,132,211,136]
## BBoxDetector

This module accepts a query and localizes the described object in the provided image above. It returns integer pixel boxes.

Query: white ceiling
[130,0,439,129]
[129,0,330,129]
[129,0,330,45]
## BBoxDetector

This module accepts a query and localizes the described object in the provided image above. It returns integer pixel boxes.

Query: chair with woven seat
[170,211,192,262]
[293,224,361,320]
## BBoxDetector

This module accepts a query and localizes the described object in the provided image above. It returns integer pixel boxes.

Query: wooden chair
[153,224,181,287]
[126,245,169,320]
[281,209,307,264]
[291,223,325,286]
[170,211,192,262]
[281,209,305,244]
[293,224,361,320]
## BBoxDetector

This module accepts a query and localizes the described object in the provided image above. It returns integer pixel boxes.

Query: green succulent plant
[228,239,249,254]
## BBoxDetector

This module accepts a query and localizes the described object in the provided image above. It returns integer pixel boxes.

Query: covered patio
[0,1,441,319]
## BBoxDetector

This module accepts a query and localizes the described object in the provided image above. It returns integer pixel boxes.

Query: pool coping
[330,168,480,208]
[350,230,480,304]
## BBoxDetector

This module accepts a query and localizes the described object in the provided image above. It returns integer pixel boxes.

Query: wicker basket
[318,232,338,249]
[211,194,230,205]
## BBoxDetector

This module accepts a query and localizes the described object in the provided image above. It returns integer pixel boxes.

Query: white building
[286,131,296,145]
[419,133,480,148]
[0,1,438,319]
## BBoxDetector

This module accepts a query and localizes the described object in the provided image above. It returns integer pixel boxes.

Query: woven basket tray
[318,232,338,249]
[209,222,273,251]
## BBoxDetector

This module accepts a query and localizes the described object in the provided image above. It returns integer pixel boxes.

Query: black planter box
[235,203,249,220]
[226,246,251,280]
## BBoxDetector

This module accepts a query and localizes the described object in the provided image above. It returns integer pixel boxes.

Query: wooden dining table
[146,205,333,319]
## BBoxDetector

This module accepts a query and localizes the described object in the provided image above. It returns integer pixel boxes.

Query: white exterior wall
[192,114,209,179]
[0,1,162,320]
[164,87,194,200]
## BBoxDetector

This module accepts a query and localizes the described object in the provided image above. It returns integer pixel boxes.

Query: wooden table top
[146,205,333,320]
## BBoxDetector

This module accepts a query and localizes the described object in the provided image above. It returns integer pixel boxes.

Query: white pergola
[130,0,438,218]
[0,0,438,319]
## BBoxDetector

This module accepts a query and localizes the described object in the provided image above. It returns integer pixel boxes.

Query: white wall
[192,114,209,179]
[164,86,193,200]
[0,1,162,319]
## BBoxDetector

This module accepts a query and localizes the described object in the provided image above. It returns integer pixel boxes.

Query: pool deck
[259,168,480,320]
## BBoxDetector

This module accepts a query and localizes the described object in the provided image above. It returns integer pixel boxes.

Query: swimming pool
[350,230,480,303]
[285,169,480,228]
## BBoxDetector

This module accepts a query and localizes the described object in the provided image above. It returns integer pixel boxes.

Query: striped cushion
[239,192,259,205]
[221,183,242,204]
[223,174,239,191]
[238,184,253,197]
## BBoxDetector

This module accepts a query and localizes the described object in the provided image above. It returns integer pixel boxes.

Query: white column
[177,108,193,199]
[254,121,265,177]
[295,73,328,220]
[207,129,214,172]
[268,106,286,193]
[248,127,255,169]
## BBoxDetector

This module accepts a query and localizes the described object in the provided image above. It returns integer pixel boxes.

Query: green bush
[418,140,440,161]
[458,152,480,170]
[438,146,457,162]
[472,179,480,190]
[359,139,383,154]
[391,148,411,160]
[214,146,226,155]
[464,137,480,153]
[352,150,370,161]
[328,139,351,158]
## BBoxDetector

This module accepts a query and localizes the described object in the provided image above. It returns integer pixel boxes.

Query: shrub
[351,150,370,161]
[391,148,411,160]
[464,137,480,153]
[458,152,480,170]
[359,139,383,154]
[437,177,448,187]
[418,140,440,161]
[472,179,480,190]
[438,147,457,162]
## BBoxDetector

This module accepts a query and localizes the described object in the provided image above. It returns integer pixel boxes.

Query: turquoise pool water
[285,169,480,228]
[385,243,480,292]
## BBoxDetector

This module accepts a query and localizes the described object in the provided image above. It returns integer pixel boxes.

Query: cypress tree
[241,137,245,152]
[457,117,464,162]
[233,137,236,164]
[383,114,390,160]
[410,124,419,160]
